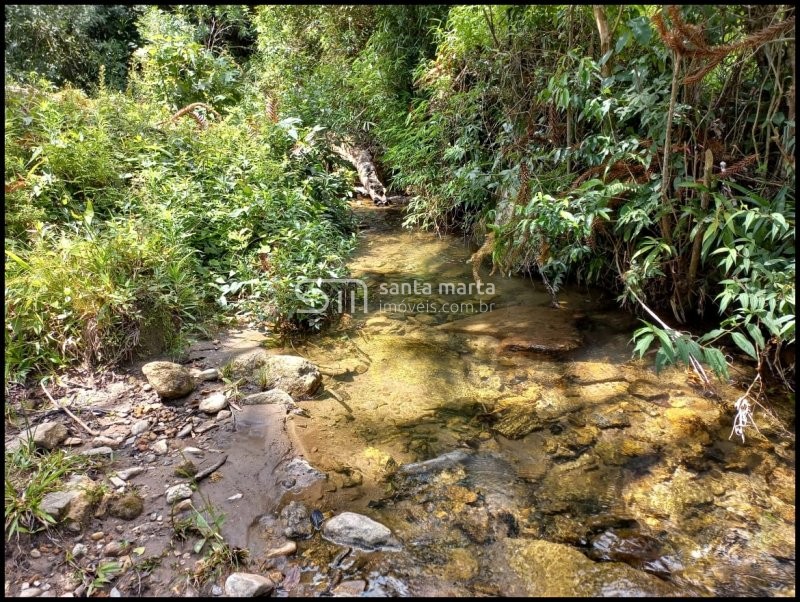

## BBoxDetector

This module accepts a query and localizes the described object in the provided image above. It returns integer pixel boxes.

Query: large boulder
[141,361,195,399]
[322,512,401,551]
[232,351,321,398]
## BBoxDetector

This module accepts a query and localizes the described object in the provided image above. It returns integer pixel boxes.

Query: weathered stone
[141,361,195,399]
[116,467,145,481]
[241,390,294,406]
[152,440,168,455]
[504,539,678,596]
[103,541,126,557]
[199,393,228,414]
[438,305,582,353]
[165,483,193,504]
[19,588,42,597]
[265,541,297,558]
[92,436,120,448]
[280,501,313,539]
[224,573,274,597]
[9,421,68,452]
[332,580,367,596]
[322,512,401,551]
[130,419,149,436]
[80,446,114,457]
[191,368,220,382]
[216,410,232,421]
[40,491,79,521]
[108,492,144,520]
[232,351,321,398]
[282,457,326,492]
[492,395,544,439]
[71,543,88,559]
[62,437,83,446]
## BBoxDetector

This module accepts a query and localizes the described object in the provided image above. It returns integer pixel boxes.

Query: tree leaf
[731,332,757,359]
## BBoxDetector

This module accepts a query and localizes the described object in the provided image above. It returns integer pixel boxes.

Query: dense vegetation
[5,6,795,404]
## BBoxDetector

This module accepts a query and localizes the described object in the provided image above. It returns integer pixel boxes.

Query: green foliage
[4,438,88,540]
[131,8,242,110]
[4,5,141,90]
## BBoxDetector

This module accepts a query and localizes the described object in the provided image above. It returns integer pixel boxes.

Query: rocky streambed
[4,200,795,597]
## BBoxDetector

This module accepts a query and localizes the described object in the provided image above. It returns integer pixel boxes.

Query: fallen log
[332,141,389,205]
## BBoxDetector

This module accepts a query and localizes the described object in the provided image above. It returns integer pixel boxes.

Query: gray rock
[130,419,149,436]
[322,512,401,551]
[152,439,168,455]
[92,436,120,448]
[199,393,228,414]
[399,450,472,477]
[30,549,41,559]
[103,541,125,557]
[71,543,88,559]
[282,457,326,492]
[216,410,232,421]
[109,587,121,598]
[40,491,79,521]
[177,424,193,438]
[116,467,145,481]
[19,587,42,597]
[9,421,68,452]
[80,446,114,457]
[192,368,220,382]
[165,483,193,504]
[141,361,195,399]
[224,573,274,597]
[241,390,294,406]
[211,584,223,596]
[280,501,313,539]
[232,351,321,398]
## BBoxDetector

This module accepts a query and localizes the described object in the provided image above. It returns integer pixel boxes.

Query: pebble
[227,493,243,501]
[30,549,41,559]
[80,446,114,457]
[109,476,126,489]
[92,436,119,448]
[20,588,42,597]
[116,467,145,481]
[62,438,83,446]
[183,447,203,455]
[142,383,153,392]
[143,453,157,464]
[211,584,223,596]
[165,483,193,504]
[150,513,158,521]
[115,525,125,533]
[177,424,193,438]
[216,410,232,421]
[103,541,124,557]
[109,587,122,597]
[199,393,228,414]
[157,515,163,522]
[174,499,193,512]
[90,531,105,541]
[152,440,168,455]
[130,419,150,436]
[265,541,297,558]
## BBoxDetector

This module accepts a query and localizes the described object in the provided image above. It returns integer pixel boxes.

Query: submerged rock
[322,511,401,551]
[142,361,195,399]
[504,539,679,596]
[564,361,625,385]
[399,450,472,478]
[438,305,582,352]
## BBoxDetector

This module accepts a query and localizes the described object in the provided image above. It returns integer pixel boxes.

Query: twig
[194,454,228,483]
[40,384,99,436]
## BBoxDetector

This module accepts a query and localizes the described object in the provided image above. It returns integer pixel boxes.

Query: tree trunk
[332,141,389,205]
[593,5,611,78]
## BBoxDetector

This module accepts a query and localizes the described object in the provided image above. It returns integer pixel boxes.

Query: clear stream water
[217,201,794,596]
